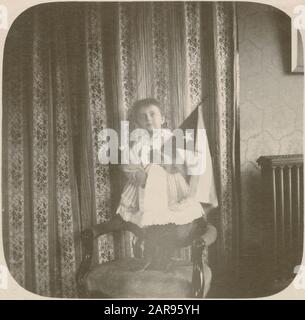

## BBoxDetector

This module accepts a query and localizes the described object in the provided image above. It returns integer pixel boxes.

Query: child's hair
[130,98,163,122]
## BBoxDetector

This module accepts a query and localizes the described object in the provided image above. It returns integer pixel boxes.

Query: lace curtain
[2,2,239,298]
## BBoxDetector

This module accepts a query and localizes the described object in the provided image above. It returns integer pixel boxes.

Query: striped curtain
[2,2,239,298]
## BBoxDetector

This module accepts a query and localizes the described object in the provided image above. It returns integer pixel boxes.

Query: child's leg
[175,217,208,247]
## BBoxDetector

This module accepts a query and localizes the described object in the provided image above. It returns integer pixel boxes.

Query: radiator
[257,155,303,280]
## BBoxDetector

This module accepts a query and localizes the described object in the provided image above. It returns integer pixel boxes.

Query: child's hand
[161,163,185,175]
[129,168,147,187]
[135,169,147,187]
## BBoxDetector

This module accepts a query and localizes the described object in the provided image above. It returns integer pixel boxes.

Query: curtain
[2,2,239,298]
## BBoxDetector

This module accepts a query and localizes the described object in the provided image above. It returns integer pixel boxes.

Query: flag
[179,105,219,208]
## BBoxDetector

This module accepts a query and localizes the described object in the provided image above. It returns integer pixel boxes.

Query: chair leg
[191,238,206,298]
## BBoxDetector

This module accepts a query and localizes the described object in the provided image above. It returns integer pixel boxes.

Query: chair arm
[76,215,144,297]
[201,223,217,247]
[92,214,144,239]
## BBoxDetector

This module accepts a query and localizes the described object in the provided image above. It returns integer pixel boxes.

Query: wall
[237,2,303,255]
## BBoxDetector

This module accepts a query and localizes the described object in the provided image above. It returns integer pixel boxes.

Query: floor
[206,254,295,299]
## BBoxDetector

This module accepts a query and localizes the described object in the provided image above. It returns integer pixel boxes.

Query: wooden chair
[76,215,217,298]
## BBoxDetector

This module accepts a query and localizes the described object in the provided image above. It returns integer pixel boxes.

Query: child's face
[136,104,164,132]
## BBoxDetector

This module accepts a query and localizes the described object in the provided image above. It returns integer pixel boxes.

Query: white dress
[116,132,208,228]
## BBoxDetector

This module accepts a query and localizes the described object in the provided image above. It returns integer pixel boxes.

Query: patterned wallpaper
[237,3,304,254]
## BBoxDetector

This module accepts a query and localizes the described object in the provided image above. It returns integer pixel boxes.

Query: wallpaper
[237,2,303,254]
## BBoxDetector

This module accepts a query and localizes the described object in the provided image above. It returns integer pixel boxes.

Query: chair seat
[86,257,193,298]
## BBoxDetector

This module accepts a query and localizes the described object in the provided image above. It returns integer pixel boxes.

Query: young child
[117,98,208,229]
[116,98,217,269]
[92,98,217,271]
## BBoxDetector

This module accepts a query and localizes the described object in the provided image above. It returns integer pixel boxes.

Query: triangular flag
[180,105,218,208]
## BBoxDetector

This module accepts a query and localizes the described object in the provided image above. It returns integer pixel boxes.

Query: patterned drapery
[2,2,239,298]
